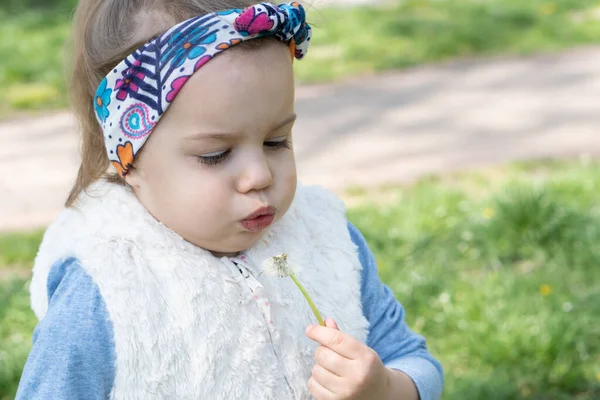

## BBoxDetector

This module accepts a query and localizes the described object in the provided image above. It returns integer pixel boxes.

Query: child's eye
[196,150,230,166]
[264,138,291,150]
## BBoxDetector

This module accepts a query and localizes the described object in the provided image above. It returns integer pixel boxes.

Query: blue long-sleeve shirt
[16,223,443,399]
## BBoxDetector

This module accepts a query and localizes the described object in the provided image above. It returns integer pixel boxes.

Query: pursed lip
[240,206,277,232]
[242,206,276,221]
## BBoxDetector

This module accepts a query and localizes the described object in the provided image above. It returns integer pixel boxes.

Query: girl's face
[125,41,297,256]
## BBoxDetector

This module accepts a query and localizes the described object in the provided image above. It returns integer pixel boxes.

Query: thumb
[325,317,340,330]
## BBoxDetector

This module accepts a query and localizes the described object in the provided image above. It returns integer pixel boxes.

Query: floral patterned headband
[93,2,311,177]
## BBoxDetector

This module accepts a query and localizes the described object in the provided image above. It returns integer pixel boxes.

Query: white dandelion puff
[262,254,325,326]
[262,254,294,278]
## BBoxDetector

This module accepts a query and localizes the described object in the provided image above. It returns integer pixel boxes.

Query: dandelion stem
[289,272,324,326]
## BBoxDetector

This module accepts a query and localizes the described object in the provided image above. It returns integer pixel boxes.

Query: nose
[236,152,274,193]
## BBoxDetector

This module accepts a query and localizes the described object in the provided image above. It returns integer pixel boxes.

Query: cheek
[145,156,228,212]
[170,166,230,207]
[274,151,297,201]
[279,150,297,181]
[153,171,234,240]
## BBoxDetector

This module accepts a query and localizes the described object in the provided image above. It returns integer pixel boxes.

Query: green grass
[296,0,600,81]
[0,8,72,119]
[0,231,44,268]
[3,0,600,116]
[0,231,42,399]
[1,158,600,399]
[0,279,35,400]
[346,158,600,399]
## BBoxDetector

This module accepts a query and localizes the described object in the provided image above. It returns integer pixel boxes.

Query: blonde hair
[66,0,266,206]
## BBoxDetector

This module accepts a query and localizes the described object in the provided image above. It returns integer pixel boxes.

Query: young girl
[16,0,443,399]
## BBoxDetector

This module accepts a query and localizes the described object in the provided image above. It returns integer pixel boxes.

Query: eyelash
[196,138,291,166]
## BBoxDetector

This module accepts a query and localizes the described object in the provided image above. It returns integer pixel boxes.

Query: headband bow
[94,2,311,177]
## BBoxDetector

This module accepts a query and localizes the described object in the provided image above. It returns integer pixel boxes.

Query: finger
[306,324,363,359]
[311,363,347,396]
[325,317,339,330]
[315,345,349,376]
[307,375,336,400]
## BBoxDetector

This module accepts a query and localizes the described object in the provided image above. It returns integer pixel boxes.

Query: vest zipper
[224,258,297,399]
[263,319,297,400]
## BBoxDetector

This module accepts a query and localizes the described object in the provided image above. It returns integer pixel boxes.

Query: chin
[234,231,265,250]
[199,232,263,257]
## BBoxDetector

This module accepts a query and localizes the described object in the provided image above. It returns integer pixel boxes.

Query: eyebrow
[185,113,297,141]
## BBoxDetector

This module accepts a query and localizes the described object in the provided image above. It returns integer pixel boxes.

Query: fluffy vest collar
[31,180,369,399]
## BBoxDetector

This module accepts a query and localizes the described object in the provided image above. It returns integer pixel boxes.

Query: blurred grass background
[347,158,600,399]
[3,0,600,117]
[2,159,600,399]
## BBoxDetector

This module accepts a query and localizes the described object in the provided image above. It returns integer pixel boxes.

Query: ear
[124,165,145,189]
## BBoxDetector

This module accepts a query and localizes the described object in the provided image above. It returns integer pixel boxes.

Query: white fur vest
[30,180,369,400]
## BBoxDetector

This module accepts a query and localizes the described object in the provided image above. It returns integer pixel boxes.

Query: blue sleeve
[16,257,116,400]
[349,222,444,400]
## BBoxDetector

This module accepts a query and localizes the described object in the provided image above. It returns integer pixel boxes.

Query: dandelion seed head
[263,253,293,277]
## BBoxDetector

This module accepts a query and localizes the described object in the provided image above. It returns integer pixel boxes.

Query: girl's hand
[305,318,391,400]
